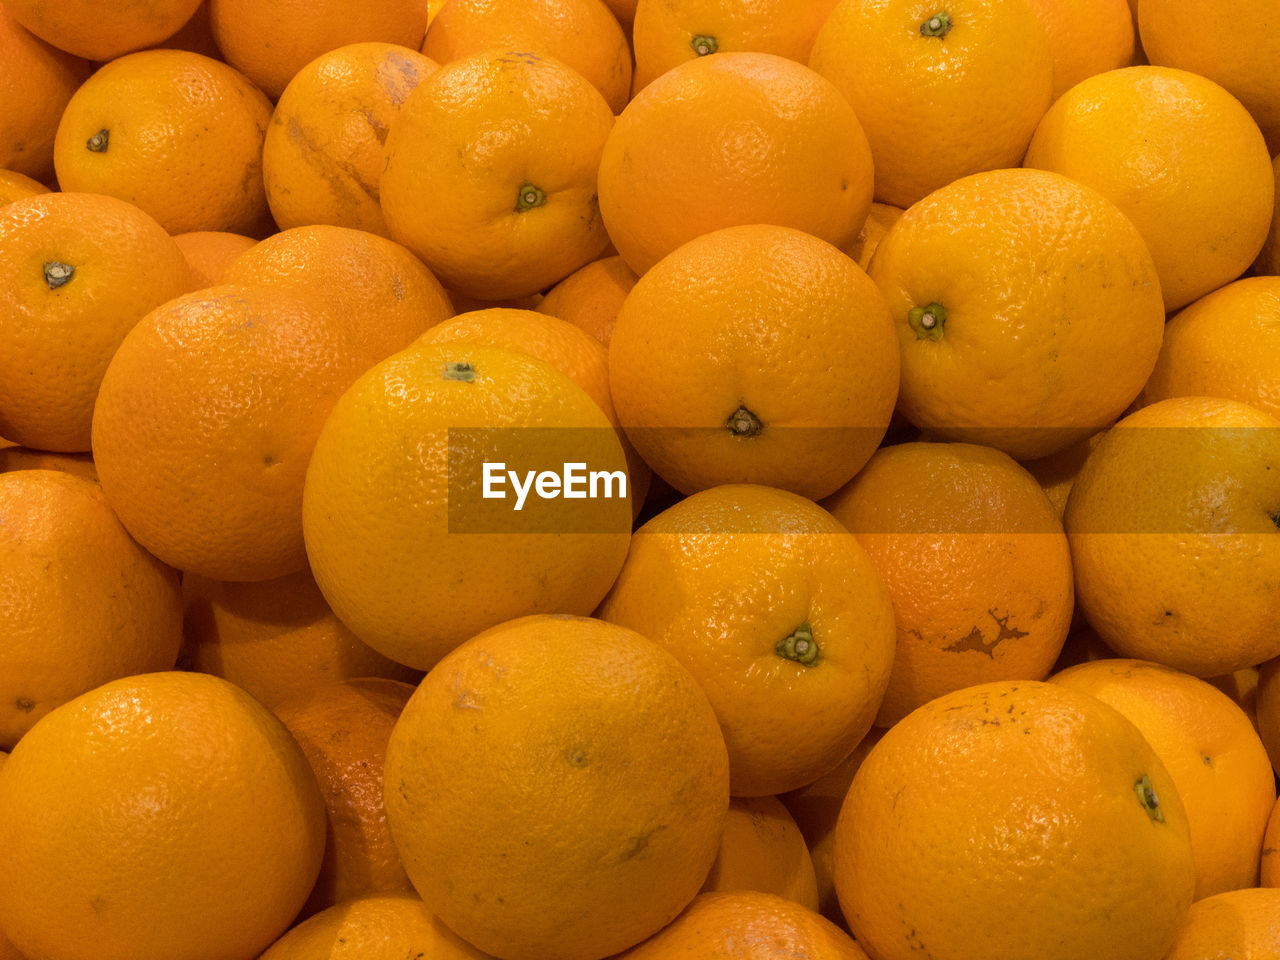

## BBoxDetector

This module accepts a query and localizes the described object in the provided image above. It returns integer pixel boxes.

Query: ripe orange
[1024,65,1274,312]
[808,0,1053,208]
[262,42,439,237]
[0,192,195,452]
[54,50,275,236]
[867,167,1165,460]
[0,671,327,960]
[1263,795,1280,885]
[834,680,1196,960]
[383,615,730,960]
[1021,430,1106,519]
[536,255,638,347]
[1255,655,1280,774]
[1162,887,1280,960]
[2,0,202,60]
[824,441,1074,727]
[1025,0,1133,99]
[171,231,257,287]
[1255,154,1280,276]
[603,0,639,26]
[0,170,48,207]
[842,201,902,272]
[0,442,97,483]
[597,52,874,276]
[0,470,182,750]
[1066,396,1280,677]
[381,50,614,300]
[701,796,819,911]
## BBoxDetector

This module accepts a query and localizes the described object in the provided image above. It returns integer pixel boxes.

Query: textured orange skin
[631,0,840,91]
[2,0,202,60]
[263,43,439,238]
[383,616,730,960]
[599,484,896,796]
[1051,659,1276,899]
[0,170,48,207]
[841,201,902,272]
[1024,0,1133,99]
[423,0,631,113]
[1255,154,1280,276]
[614,891,870,960]
[1163,887,1280,960]
[834,680,1196,960]
[302,342,633,671]
[701,796,819,911]
[598,52,873,276]
[537,255,638,347]
[209,0,431,100]
[181,568,422,709]
[1140,276,1280,422]
[868,168,1165,460]
[824,441,1073,727]
[1021,430,1106,520]
[171,231,257,287]
[0,672,327,960]
[0,471,182,750]
[382,51,614,300]
[0,754,13,960]
[273,679,416,916]
[809,0,1052,208]
[54,50,274,236]
[1024,66,1274,312]
[0,192,195,452]
[0,443,96,482]
[1066,397,1280,677]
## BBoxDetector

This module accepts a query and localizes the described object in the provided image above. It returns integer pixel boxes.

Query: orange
[0,753,13,960]
[598,484,896,796]
[1021,430,1106,519]
[809,0,1053,208]
[1162,887,1280,960]
[1024,65,1274,312]
[604,0,639,26]
[701,796,819,911]
[0,10,89,182]
[208,0,431,100]
[54,50,274,236]
[823,441,1074,727]
[1255,153,1280,276]
[171,231,257,287]
[0,192,194,452]
[834,680,1196,960]
[1208,667,1261,734]
[0,671,326,960]
[1064,396,1280,677]
[598,52,873,276]
[422,0,631,113]
[609,224,898,500]
[536,255,638,346]
[258,894,493,960]
[613,891,870,960]
[1264,795,1280,885]
[0,170,48,207]
[382,615,730,960]
[262,42,439,238]
[843,201,903,272]
[1051,658,1276,898]
[150,1,223,59]
[1255,656,1280,774]
[867,167,1166,460]
[302,341,633,670]
[273,679,416,916]
[630,0,840,91]
[181,567,422,708]
[1140,276,1280,421]
[2,0,202,60]
[0,443,97,482]
[1025,0,1133,99]
[91,283,414,582]
[0,470,182,750]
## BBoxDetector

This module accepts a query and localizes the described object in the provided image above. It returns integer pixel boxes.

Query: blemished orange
[614,891,870,960]
[258,894,494,960]
[1064,396,1280,677]
[867,167,1165,460]
[262,43,439,237]
[630,0,840,91]
[1051,658,1276,899]
[302,342,633,671]
[0,442,97,483]
[181,568,422,709]
[91,283,410,582]
[171,231,258,287]
[1025,0,1133,99]
[0,671,327,960]
[208,0,432,100]
[382,615,730,960]
[0,192,195,452]
[808,0,1053,208]
[0,10,89,182]
[1254,656,1280,775]
[422,0,631,113]
[1140,276,1280,421]
[0,470,182,751]
[834,680,1196,960]
[608,224,898,500]
[0,170,48,207]
[53,50,274,236]
[823,441,1074,727]
[1162,887,1280,960]
[273,679,416,916]
[598,484,896,797]
[1024,66,1274,312]
[536,255,638,347]
[381,50,613,300]
[597,52,874,276]
[2,0,202,60]
[843,201,903,272]
[700,796,819,911]
[1254,154,1280,276]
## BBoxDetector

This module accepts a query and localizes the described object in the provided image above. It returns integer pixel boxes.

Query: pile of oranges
[3,0,1280,957]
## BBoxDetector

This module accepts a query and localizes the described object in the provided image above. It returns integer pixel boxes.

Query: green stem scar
[86,129,109,152]
[1135,774,1164,822]
[920,11,952,37]
[515,183,546,212]
[444,361,476,381]
[690,34,718,56]
[43,261,75,289]
[777,622,820,666]
[726,406,763,438]
[908,302,947,341]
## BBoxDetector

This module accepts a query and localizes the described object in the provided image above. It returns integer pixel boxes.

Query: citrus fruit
[1162,887,1280,960]
[701,796,820,911]
[536,255,638,347]
[1254,153,1280,276]
[171,231,257,287]
[2,0,202,61]
[1025,0,1133,98]
[843,201,903,272]
[0,169,49,207]
[1254,655,1280,774]
[0,442,96,482]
